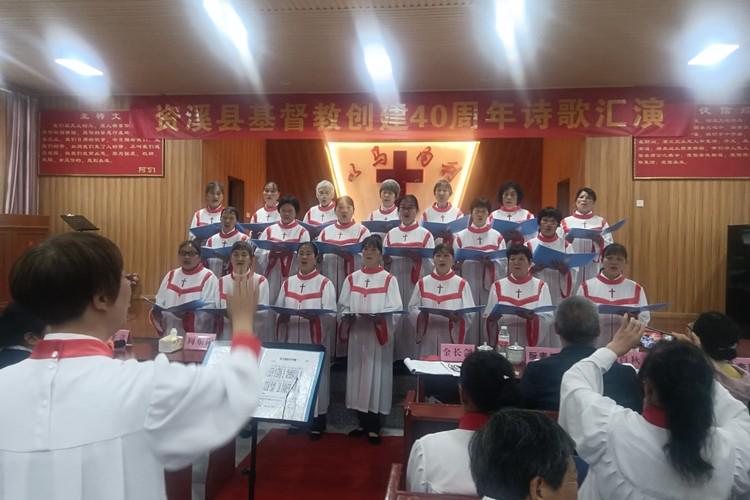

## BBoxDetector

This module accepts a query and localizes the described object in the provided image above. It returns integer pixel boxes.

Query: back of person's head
[0,303,46,348]
[469,409,577,500]
[10,233,123,326]
[460,350,522,412]
[554,296,600,345]
[692,311,741,361]
[639,341,715,484]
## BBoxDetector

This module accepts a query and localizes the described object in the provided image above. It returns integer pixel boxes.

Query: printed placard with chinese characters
[40,110,164,177]
[440,343,476,362]
[185,332,216,351]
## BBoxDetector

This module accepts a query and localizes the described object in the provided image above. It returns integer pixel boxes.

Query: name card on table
[440,343,475,362]
[185,332,216,351]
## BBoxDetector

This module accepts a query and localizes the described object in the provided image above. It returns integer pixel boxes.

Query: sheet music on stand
[60,214,99,231]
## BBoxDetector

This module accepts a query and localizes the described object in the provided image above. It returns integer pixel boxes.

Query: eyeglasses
[179,251,199,257]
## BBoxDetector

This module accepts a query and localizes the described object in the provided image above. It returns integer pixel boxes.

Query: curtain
[3,91,39,214]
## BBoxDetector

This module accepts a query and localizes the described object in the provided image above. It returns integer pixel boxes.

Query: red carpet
[214,430,403,500]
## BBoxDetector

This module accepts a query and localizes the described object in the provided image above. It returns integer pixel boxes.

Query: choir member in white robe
[217,241,272,341]
[561,187,613,283]
[421,179,463,246]
[0,231,263,500]
[339,235,402,443]
[153,240,219,335]
[526,207,579,310]
[407,350,521,495]
[559,318,750,500]
[407,245,476,359]
[454,198,506,345]
[490,181,534,246]
[204,207,250,277]
[384,195,435,360]
[577,243,650,347]
[188,180,224,239]
[302,179,337,227]
[255,195,310,299]
[484,245,553,348]
[249,181,281,224]
[367,178,400,236]
[275,242,337,437]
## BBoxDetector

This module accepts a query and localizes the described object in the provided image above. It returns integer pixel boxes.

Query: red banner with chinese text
[634,105,750,179]
[129,87,695,141]
[40,110,163,176]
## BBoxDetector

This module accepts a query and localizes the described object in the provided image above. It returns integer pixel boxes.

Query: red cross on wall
[375,150,423,195]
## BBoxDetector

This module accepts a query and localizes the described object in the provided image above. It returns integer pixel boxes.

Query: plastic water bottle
[497,326,510,357]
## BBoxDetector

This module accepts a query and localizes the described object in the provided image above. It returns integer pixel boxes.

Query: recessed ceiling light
[54,58,103,77]
[363,43,392,82]
[688,43,739,66]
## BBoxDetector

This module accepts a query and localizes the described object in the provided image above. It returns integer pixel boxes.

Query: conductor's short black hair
[0,303,46,348]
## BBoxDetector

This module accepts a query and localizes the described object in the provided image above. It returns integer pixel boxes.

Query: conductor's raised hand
[606,315,645,357]
[227,261,259,336]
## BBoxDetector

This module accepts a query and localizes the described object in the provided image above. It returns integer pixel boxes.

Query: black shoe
[348,428,366,437]
[309,431,323,441]
[367,432,382,445]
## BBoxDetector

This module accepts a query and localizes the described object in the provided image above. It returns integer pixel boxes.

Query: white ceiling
[0,0,749,97]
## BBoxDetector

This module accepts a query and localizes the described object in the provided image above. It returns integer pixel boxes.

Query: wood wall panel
[541,138,585,209]
[201,139,266,220]
[266,139,331,214]
[461,138,542,215]
[0,95,7,210]
[583,136,750,315]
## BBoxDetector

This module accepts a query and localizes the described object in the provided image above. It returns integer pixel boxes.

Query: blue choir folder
[251,239,303,253]
[201,246,233,259]
[492,218,539,240]
[487,303,556,319]
[418,305,485,317]
[202,304,272,316]
[532,245,597,269]
[241,222,275,235]
[145,299,208,314]
[362,219,401,234]
[190,223,221,240]
[383,246,434,259]
[597,302,668,315]
[421,215,470,236]
[314,241,363,255]
[565,219,626,241]
[298,220,335,238]
[455,248,507,261]
[268,306,337,317]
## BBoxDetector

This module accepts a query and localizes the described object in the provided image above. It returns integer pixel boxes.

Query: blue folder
[148,299,208,314]
[492,218,539,240]
[487,303,556,318]
[298,220,335,238]
[202,304,272,316]
[314,241,363,255]
[362,220,401,234]
[532,245,597,269]
[201,246,233,259]
[597,302,668,315]
[419,305,485,317]
[269,306,337,317]
[190,223,221,240]
[384,246,434,259]
[455,248,507,261]
[241,222,275,235]
[565,219,626,241]
[421,215,470,236]
[251,239,303,253]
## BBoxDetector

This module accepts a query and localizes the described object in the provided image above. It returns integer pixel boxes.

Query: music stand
[60,214,99,231]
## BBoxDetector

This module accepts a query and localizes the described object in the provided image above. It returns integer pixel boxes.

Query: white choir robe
[188,204,224,239]
[421,202,463,246]
[561,211,613,283]
[578,274,650,347]
[483,274,553,347]
[0,332,261,500]
[368,205,399,237]
[384,223,435,360]
[526,234,580,305]
[407,271,476,358]
[275,270,337,417]
[154,264,219,335]
[318,221,371,296]
[303,202,336,226]
[250,205,280,224]
[204,228,250,277]
[339,268,402,414]
[217,272,272,342]
[254,220,310,299]
[453,224,507,345]
[491,206,534,244]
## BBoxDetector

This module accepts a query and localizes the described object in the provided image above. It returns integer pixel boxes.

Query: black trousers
[356,411,381,434]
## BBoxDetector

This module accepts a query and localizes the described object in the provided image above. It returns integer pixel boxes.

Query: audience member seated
[407,350,522,495]
[559,316,750,500]
[692,311,750,407]
[520,296,643,412]
[469,409,578,500]
[0,303,46,369]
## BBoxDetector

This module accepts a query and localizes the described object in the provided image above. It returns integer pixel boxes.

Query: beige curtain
[3,91,38,214]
